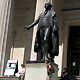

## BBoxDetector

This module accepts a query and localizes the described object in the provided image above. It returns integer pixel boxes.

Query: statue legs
[37,49,43,61]
[40,31,48,60]
[40,27,52,61]
[42,42,49,60]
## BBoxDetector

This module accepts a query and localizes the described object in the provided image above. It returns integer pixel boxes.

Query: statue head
[45,2,52,10]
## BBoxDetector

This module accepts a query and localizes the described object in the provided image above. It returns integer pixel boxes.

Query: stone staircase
[58,76,80,80]
[0,76,20,80]
[1,76,80,80]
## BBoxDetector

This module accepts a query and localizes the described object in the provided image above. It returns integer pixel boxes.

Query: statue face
[45,4,49,10]
[45,3,52,10]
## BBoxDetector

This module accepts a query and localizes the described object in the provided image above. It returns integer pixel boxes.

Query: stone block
[25,61,58,80]
[25,62,47,80]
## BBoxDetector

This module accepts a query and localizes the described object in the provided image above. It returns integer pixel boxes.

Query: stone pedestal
[24,61,58,80]
[25,61,47,80]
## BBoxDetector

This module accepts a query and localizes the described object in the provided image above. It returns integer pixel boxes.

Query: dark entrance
[67,26,80,76]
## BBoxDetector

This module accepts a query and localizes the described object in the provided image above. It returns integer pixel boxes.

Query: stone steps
[0,76,20,80]
[58,76,80,80]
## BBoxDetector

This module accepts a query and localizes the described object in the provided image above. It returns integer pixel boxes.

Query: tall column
[0,0,13,76]
[30,0,52,60]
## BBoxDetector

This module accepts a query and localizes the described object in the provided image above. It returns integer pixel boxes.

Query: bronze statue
[24,2,59,61]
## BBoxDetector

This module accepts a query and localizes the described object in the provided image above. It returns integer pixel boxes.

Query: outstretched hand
[24,26,30,30]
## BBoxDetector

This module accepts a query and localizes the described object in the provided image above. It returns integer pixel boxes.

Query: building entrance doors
[67,26,80,76]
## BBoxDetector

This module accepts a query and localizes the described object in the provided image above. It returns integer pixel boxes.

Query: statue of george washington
[24,2,59,61]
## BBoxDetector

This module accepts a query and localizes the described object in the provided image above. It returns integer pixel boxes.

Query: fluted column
[0,0,13,76]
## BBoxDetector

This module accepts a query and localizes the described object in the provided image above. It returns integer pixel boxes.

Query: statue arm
[24,16,40,30]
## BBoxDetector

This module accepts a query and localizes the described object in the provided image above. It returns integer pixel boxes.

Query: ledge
[0,76,20,80]
[27,61,45,64]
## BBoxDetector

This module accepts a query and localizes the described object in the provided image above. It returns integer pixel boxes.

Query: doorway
[67,26,80,76]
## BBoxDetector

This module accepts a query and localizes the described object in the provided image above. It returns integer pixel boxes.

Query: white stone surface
[25,62,58,80]
[25,63,47,80]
